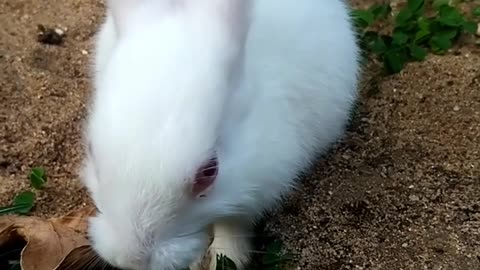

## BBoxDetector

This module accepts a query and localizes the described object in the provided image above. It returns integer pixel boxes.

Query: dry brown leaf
[0,206,96,270]
[50,206,96,234]
[1,206,214,270]
[53,245,111,270]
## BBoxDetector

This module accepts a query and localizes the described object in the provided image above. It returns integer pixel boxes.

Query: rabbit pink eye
[201,158,218,177]
[192,156,218,198]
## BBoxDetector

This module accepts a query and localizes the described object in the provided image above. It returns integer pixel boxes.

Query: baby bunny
[80,0,360,269]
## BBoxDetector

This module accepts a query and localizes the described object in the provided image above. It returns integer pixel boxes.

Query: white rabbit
[81,0,360,269]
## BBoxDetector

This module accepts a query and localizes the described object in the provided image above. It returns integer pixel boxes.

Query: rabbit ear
[189,0,252,44]
[106,0,168,35]
[107,0,251,42]
[106,0,137,35]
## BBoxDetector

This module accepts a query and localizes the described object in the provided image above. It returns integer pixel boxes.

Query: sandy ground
[1,1,479,269]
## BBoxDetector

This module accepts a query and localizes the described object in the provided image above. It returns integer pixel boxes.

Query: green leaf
[261,240,292,268]
[360,31,378,50]
[384,50,406,73]
[362,31,388,55]
[13,191,36,214]
[406,16,431,43]
[463,21,478,34]
[432,0,450,10]
[216,254,237,270]
[407,0,425,14]
[474,7,480,17]
[438,28,459,40]
[392,31,410,46]
[266,240,283,254]
[393,0,424,29]
[437,5,464,27]
[429,35,452,53]
[0,204,32,215]
[29,167,47,190]
[408,44,427,61]
[370,36,388,54]
[395,9,415,27]
[262,246,282,265]
[369,4,392,20]
[352,9,375,29]
[0,191,36,215]
[427,28,458,53]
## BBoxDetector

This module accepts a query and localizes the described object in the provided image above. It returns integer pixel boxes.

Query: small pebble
[81,50,89,55]
[409,194,420,201]
[54,28,65,36]
[453,105,460,111]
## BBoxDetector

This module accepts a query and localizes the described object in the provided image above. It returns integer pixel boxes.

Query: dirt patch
[267,46,480,269]
[0,1,479,270]
[0,0,101,215]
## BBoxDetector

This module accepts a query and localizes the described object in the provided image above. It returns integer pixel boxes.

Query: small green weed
[354,0,478,73]
[181,239,291,270]
[29,167,47,190]
[474,7,480,17]
[214,239,291,270]
[216,255,238,270]
[0,167,47,216]
[258,240,291,269]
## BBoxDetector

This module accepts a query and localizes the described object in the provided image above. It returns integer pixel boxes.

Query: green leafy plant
[181,239,292,270]
[214,240,291,270]
[0,191,36,215]
[354,0,478,74]
[29,167,47,189]
[474,7,480,17]
[216,254,238,270]
[0,167,47,215]
[260,240,291,270]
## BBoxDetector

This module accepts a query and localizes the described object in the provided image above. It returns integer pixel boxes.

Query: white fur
[92,11,116,89]
[81,0,360,269]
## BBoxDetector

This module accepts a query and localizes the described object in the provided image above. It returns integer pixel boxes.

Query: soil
[0,1,479,270]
